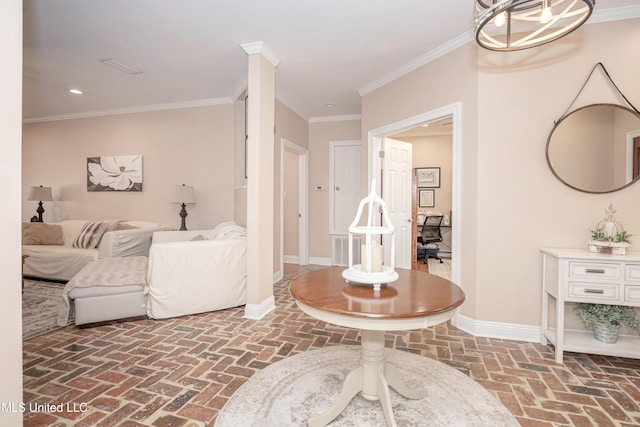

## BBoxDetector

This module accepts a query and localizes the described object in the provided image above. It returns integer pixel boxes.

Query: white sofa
[23,220,172,281]
[146,223,247,319]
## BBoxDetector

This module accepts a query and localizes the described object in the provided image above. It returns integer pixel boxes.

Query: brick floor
[23,264,640,426]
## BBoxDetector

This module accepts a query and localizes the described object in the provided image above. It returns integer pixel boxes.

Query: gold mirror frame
[546,103,640,194]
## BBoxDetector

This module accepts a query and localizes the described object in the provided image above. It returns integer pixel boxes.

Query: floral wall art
[87,155,143,192]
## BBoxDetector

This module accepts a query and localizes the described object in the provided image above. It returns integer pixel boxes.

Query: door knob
[335,186,341,191]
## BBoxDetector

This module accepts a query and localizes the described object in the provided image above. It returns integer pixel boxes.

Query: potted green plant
[574,303,640,343]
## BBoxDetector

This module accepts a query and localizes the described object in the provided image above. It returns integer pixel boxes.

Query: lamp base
[179,203,188,231]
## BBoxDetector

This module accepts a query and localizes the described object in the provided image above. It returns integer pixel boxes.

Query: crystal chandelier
[475,0,595,51]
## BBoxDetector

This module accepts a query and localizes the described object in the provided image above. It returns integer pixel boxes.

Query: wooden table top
[290,267,465,320]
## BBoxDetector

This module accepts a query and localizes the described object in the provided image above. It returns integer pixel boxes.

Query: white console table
[541,248,640,363]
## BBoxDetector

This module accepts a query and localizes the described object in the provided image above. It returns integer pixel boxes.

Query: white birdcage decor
[342,179,398,290]
[588,204,632,255]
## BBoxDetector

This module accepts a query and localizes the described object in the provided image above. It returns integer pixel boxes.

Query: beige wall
[274,101,309,272]
[1,1,23,422]
[23,105,236,230]
[308,120,361,261]
[362,42,480,318]
[474,19,640,326]
[398,135,453,218]
[363,19,640,328]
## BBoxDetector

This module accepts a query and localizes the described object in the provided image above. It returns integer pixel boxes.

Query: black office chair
[419,215,443,264]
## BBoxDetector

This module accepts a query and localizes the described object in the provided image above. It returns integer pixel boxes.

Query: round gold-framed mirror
[546,103,640,193]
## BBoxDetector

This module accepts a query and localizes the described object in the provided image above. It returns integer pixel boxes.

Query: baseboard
[309,257,332,266]
[244,296,276,320]
[454,313,541,343]
[283,255,299,264]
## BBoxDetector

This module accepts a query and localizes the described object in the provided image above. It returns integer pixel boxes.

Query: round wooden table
[290,266,465,427]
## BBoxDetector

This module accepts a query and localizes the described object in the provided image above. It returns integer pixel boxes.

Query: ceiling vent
[100,58,143,75]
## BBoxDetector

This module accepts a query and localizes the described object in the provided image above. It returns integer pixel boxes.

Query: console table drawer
[625,285,640,304]
[568,282,619,302]
[569,262,620,280]
[627,265,640,282]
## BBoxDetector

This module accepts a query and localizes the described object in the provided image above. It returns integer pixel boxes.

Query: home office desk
[290,267,465,427]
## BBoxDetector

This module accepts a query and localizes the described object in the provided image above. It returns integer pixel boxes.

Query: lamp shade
[28,186,53,202]
[172,184,195,204]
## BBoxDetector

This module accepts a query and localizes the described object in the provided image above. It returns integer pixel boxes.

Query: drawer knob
[584,289,605,294]
[585,268,605,274]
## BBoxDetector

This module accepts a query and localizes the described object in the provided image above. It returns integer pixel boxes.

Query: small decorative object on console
[589,204,632,255]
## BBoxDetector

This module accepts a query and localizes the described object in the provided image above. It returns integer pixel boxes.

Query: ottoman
[57,256,148,326]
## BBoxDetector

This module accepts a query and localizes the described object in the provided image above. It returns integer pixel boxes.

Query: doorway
[367,102,461,284]
[280,139,308,276]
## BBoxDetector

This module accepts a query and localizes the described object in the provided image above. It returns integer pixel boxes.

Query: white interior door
[330,141,361,234]
[382,138,412,269]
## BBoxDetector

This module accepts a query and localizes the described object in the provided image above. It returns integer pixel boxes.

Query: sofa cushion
[109,221,139,232]
[22,222,64,245]
[73,220,114,249]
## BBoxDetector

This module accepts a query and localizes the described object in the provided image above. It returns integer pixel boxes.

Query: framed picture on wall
[416,167,440,188]
[418,189,435,208]
[87,155,143,192]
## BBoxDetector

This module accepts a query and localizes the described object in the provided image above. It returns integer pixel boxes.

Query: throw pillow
[72,221,112,249]
[22,222,64,245]
[190,235,206,241]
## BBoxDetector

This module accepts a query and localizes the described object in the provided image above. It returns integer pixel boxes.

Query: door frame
[367,102,461,284]
[280,139,309,274]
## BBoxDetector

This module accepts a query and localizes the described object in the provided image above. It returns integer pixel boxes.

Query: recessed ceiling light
[421,123,429,127]
[101,58,143,75]
[324,103,336,108]
[69,89,83,95]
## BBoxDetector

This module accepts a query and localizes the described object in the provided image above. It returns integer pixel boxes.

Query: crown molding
[23,97,233,123]
[589,4,640,23]
[309,114,361,123]
[359,5,640,98]
[241,41,281,68]
[358,30,474,97]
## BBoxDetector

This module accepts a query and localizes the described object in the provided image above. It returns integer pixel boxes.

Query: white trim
[273,269,284,283]
[627,130,640,183]
[368,102,462,286]
[309,257,332,266]
[241,41,281,68]
[588,5,640,24]
[359,31,473,97]
[284,255,299,264]
[23,97,233,123]
[281,139,309,275]
[329,140,362,235]
[455,314,541,343]
[309,114,362,123]
[244,296,276,320]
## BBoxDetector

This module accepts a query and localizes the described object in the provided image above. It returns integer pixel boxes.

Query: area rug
[217,346,519,426]
[427,257,451,280]
[22,279,73,340]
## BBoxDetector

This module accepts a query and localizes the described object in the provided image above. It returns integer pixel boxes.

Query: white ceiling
[22,0,640,122]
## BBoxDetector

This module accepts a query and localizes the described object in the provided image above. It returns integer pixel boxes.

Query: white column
[241,42,280,319]
[0,0,24,421]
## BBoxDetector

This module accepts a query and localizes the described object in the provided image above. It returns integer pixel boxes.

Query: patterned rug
[22,279,73,340]
[217,345,519,426]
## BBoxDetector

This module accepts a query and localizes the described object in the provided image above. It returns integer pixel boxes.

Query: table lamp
[27,185,53,222]
[172,184,195,231]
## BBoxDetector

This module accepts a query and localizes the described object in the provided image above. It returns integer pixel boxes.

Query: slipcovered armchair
[146,222,247,319]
